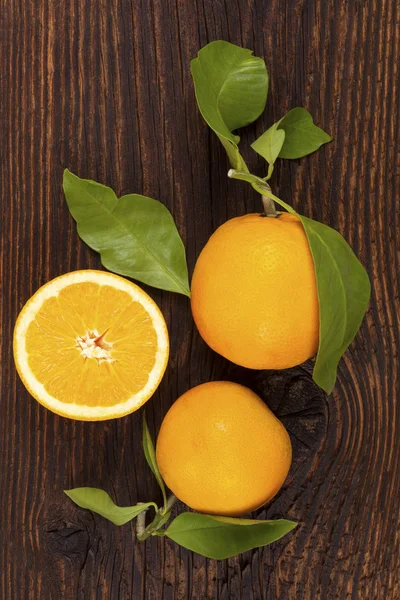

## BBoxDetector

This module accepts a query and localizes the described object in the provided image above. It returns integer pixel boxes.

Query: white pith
[76,330,114,363]
[14,271,169,420]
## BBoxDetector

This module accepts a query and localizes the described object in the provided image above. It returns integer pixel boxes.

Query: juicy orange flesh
[25,282,158,406]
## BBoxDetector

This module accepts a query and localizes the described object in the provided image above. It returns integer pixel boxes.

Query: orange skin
[191,213,319,370]
[156,382,292,516]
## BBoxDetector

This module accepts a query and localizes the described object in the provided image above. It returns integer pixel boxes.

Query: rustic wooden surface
[1,0,399,598]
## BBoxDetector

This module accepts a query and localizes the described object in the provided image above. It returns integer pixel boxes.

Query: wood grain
[1,0,399,598]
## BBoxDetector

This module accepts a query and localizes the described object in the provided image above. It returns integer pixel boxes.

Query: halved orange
[13,270,169,420]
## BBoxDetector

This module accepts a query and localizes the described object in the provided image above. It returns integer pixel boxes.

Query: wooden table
[1,1,399,598]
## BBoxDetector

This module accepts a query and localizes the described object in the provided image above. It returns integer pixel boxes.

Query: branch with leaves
[65,414,296,560]
[191,40,370,394]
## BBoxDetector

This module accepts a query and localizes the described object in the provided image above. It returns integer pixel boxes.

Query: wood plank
[0,0,399,597]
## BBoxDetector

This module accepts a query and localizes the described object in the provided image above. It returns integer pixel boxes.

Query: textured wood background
[1,0,399,598]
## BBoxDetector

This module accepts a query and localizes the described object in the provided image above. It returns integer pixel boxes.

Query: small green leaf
[252,108,331,164]
[64,488,157,526]
[142,412,167,509]
[228,170,370,393]
[277,107,331,159]
[63,169,190,296]
[191,40,268,170]
[251,123,285,178]
[165,512,296,559]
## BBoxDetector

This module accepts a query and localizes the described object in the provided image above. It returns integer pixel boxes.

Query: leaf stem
[228,170,294,215]
[162,494,177,515]
[137,495,177,542]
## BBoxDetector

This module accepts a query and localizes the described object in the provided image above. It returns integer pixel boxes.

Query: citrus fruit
[156,381,292,516]
[190,212,319,370]
[13,270,169,421]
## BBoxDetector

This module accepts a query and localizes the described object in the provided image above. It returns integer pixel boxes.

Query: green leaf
[228,170,370,393]
[251,123,285,179]
[63,169,190,296]
[252,108,331,164]
[300,217,371,392]
[191,40,268,170]
[142,412,168,509]
[277,108,331,159]
[64,488,157,526]
[165,512,296,559]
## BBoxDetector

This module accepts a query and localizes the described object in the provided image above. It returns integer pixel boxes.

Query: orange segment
[13,270,169,420]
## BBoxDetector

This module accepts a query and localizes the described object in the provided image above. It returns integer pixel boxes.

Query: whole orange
[191,213,319,370]
[156,381,292,516]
